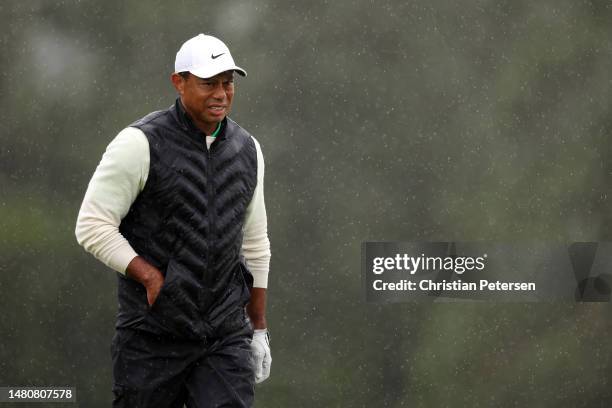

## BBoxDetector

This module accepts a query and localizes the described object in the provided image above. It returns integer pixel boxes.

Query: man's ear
[170,73,186,95]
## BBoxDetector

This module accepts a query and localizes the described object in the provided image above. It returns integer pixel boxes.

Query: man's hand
[144,274,164,306]
[251,329,271,383]
[126,256,165,306]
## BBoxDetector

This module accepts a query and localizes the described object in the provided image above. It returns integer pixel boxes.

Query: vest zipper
[207,147,215,281]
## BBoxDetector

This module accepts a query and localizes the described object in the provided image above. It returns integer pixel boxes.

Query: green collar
[210,122,222,138]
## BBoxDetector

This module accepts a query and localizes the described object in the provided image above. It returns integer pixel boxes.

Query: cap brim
[189,65,247,79]
[233,67,247,77]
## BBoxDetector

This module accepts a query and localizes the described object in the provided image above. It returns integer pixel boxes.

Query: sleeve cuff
[111,246,139,275]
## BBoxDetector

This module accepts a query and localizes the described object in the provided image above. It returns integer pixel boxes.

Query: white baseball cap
[174,34,247,78]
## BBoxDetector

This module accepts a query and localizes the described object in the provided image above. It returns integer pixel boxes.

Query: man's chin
[204,115,225,124]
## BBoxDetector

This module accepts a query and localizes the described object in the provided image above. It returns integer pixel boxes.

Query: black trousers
[110,321,255,408]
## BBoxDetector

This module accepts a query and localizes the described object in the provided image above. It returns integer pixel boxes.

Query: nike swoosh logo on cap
[211,53,225,59]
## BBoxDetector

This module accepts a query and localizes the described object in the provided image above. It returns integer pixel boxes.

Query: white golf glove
[251,329,271,383]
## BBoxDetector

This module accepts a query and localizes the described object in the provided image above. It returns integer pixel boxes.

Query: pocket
[145,277,180,318]
[143,260,202,337]
[147,277,171,311]
[239,260,254,290]
[206,264,252,333]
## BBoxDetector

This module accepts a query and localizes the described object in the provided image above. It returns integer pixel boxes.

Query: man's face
[173,70,235,134]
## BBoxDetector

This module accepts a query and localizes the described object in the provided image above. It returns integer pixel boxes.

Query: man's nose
[211,83,225,99]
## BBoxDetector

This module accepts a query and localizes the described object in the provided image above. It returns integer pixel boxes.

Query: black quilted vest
[116,99,257,340]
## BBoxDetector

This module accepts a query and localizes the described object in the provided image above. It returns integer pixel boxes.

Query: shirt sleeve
[75,127,149,274]
[241,137,271,288]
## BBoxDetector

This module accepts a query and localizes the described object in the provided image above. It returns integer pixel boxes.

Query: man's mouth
[207,105,226,117]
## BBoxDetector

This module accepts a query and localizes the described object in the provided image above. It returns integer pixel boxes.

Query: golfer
[75,34,271,407]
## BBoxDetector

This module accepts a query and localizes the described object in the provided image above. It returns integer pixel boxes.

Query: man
[75,34,271,407]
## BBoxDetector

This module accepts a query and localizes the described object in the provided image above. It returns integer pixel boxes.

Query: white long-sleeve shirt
[75,126,271,288]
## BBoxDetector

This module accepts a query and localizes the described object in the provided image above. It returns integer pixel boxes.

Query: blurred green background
[1,0,612,406]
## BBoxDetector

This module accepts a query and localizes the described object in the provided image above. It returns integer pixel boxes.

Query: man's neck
[209,122,222,138]
[194,118,221,136]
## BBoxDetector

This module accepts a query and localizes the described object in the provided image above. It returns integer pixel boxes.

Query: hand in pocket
[146,276,165,307]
